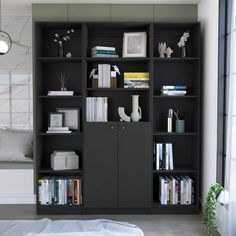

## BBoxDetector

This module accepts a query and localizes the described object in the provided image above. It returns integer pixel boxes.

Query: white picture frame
[56,108,80,131]
[122,32,147,58]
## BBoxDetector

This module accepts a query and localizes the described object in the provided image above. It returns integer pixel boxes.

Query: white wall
[198,0,219,203]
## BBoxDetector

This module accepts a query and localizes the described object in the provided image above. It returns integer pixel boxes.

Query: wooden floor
[0,205,218,236]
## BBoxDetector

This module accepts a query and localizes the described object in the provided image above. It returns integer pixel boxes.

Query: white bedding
[0,218,144,236]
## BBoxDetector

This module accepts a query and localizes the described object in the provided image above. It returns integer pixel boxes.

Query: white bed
[0,218,144,236]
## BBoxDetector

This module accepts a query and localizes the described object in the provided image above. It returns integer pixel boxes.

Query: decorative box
[50,151,79,170]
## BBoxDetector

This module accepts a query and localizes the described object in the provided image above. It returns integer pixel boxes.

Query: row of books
[124,72,149,88]
[153,142,174,170]
[161,85,187,96]
[98,64,112,88]
[38,176,82,205]
[86,97,108,122]
[159,176,194,205]
[91,46,119,58]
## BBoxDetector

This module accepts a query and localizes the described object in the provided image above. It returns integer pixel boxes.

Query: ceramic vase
[181,46,186,57]
[131,95,142,122]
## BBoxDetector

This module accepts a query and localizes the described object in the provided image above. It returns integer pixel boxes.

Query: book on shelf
[38,176,82,206]
[46,127,71,133]
[47,91,74,96]
[159,175,194,205]
[161,85,187,96]
[124,72,149,88]
[154,142,173,170]
[86,97,108,122]
[91,46,119,58]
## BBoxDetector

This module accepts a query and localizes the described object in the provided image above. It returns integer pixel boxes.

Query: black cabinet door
[84,122,117,208]
[118,122,151,208]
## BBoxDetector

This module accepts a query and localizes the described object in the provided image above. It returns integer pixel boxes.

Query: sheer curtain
[225,0,236,235]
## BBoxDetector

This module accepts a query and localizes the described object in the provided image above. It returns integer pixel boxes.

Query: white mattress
[0,218,144,236]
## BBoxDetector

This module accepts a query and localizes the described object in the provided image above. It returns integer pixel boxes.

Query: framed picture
[56,108,80,131]
[122,32,147,58]
[49,112,64,127]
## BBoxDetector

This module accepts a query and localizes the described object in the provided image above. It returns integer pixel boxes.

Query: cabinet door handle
[111,126,114,130]
[122,126,125,130]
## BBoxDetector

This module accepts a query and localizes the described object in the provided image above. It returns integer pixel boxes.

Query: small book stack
[47,91,74,96]
[86,97,108,122]
[161,85,187,96]
[159,175,194,205]
[124,72,149,88]
[38,176,82,205]
[46,127,71,134]
[153,142,174,170]
[91,46,119,58]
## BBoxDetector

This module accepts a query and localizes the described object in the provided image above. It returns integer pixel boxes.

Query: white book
[162,91,186,95]
[48,91,74,96]
[92,46,116,51]
[156,143,159,170]
[165,143,174,170]
[159,144,163,169]
[165,143,169,170]
[48,127,69,131]
[104,97,108,122]
[107,64,111,88]
[46,130,72,133]
[98,64,103,88]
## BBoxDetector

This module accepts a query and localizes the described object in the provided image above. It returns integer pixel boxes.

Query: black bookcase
[34,21,201,214]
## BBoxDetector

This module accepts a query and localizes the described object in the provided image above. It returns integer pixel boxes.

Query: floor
[0,205,218,236]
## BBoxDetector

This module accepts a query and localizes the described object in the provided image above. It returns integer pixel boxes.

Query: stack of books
[86,97,108,122]
[161,85,187,96]
[91,46,119,58]
[98,64,111,88]
[159,175,194,205]
[153,142,174,170]
[47,91,74,96]
[38,176,82,205]
[124,72,149,88]
[46,127,71,134]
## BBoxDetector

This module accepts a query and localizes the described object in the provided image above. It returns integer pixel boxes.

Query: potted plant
[203,183,224,234]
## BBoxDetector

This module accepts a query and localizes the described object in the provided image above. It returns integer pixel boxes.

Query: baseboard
[0,194,36,204]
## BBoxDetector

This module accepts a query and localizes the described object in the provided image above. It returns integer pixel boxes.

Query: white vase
[131,95,142,122]
[217,190,230,205]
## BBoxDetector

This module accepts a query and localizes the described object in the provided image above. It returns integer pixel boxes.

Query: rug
[0,218,144,236]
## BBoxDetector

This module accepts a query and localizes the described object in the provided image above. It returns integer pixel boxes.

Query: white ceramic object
[131,95,142,122]
[118,107,131,122]
[217,190,230,205]
[158,42,167,58]
[165,47,173,58]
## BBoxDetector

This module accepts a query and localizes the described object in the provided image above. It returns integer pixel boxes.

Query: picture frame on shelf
[56,108,80,131]
[49,112,64,127]
[122,32,147,58]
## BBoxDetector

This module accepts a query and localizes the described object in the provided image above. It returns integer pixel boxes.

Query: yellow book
[124,72,149,78]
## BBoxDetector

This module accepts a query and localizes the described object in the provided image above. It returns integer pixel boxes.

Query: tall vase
[131,95,142,122]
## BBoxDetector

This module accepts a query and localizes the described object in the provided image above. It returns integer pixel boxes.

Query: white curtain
[225,0,236,235]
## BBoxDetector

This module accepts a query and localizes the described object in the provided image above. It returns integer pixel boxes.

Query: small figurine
[66,52,72,58]
[158,42,167,58]
[165,47,173,58]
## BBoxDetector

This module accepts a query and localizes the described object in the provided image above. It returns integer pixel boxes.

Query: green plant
[203,183,224,234]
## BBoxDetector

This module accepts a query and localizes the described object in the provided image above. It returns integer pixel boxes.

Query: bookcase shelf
[34,21,201,215]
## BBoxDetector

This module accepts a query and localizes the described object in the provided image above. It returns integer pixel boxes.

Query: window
[0,71,33,129]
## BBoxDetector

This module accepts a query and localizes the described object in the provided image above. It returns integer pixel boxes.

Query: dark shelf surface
[86,57,150,62]
[37,57,82,62]
[87,88,149,91]
[153,169,197,174]
[153,132,197,136]
[38,95,82,99]
[154,57,199,62]
[38,132,83,136]
[38,167,83,175]
[154,95,198,99]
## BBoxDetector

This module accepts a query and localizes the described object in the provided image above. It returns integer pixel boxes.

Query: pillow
[0,129,33,162]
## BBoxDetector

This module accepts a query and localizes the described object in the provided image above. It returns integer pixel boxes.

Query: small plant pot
[175,120,185,133]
